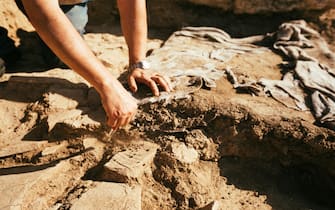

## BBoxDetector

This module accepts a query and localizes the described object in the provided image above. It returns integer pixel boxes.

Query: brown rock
[102,141,159,182]
[71,182,141,210]
[46,110,83,132]
[43,88,87,111]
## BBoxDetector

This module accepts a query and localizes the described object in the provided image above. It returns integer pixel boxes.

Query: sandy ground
[1,1,335,210]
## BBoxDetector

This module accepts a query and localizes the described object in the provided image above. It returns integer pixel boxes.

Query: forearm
[21,0,116,94]
[117,0,147,64]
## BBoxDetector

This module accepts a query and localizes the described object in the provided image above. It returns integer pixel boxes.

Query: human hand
[127,68,172,96]
[99,78,138,130]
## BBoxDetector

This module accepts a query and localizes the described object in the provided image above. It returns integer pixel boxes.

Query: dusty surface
[1,1,335,210]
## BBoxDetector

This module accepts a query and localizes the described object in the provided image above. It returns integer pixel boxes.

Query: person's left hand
[127,68,172,96]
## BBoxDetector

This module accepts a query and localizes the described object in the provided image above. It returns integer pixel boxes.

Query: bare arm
[21,0,138,129]
[117,0,171,95]
[117,0,147,65]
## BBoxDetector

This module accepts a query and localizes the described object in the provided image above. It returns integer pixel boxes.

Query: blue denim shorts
[15,0,89,34]
[61,3,89,34]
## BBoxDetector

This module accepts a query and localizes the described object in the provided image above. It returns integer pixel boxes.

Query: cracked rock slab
[102,141,159,183]
[0,160,83,210]
[0,141,48,158]
[70,182,141,210]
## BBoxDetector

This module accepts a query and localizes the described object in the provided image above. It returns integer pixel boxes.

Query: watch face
[129,60,151,72]
[141,60,151,69]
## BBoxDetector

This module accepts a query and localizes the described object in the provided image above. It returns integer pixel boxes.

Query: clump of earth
[0,1,335,210]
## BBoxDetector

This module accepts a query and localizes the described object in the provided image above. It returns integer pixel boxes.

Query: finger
[128,75,138,93]
[107,116,118,130]
[143,78,160,96]
[103,102,118,129]
[162,75,173,91]
[115,114,131,129]
[152,75,171,92]
[113,118,123,130]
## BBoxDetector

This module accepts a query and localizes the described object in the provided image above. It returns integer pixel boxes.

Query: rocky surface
[1,1,335,210]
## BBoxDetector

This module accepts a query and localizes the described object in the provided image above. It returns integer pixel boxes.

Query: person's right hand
[99,78,138,130]
[21,0,138,131]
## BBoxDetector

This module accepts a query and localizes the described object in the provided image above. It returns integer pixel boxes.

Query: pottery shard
[102,142,159,183]
[71,182,141,210]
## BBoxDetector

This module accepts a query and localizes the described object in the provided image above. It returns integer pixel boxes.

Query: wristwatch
[128,60,151,72]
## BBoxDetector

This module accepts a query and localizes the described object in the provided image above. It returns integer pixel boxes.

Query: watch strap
[128,60,151,72]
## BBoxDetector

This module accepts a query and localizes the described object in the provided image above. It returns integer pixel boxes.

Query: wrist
[94,74,119,96]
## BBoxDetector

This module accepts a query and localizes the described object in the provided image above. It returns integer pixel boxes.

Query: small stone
[198,200,220,210]
[41,143,67,156]
[170,142,199,164]
[48,203,62,210]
